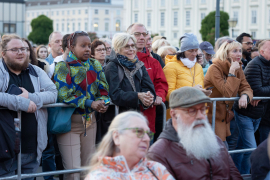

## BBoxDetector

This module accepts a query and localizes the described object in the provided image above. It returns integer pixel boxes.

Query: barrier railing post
[114,105,119,116]
[161,102,166,130]
[211,101,216,131]
[17,110,22,180]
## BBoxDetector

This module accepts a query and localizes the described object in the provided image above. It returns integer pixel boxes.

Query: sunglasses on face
[123,127,154,140]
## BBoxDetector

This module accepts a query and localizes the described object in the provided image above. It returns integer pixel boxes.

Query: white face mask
[181,57,197,68]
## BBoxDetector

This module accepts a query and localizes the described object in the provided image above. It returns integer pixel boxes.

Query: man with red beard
[147,87,243,180]
[127,23,168,138]
[236,33,254,70]
[0,35,57,179]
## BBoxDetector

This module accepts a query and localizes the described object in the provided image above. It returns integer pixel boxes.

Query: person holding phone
[204,40,253,148]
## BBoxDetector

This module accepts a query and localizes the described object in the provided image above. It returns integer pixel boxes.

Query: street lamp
[228,18,238,38]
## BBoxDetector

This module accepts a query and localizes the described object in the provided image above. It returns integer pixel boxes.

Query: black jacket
[151,52,165,68]
[250,139,270,180]
[241,55,252,70]
[234,55,270,119]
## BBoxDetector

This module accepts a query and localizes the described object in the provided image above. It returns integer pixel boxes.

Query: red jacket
[137,50,168,133]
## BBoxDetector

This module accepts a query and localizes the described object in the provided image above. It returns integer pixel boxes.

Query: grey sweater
[0,59,57,162]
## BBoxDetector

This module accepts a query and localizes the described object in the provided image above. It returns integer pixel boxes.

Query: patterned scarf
[117,54,138,71]
[69,52,88,67]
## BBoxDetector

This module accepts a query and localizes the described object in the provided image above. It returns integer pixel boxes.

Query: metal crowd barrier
[1,98,269,179]
[0,102,167,180]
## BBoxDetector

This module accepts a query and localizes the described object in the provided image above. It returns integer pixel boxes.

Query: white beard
[177,116,220,160]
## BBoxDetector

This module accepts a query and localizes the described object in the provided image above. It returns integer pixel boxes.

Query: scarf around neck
[117,54,138,71]
[69,52,88,66]
[181,57,197,68]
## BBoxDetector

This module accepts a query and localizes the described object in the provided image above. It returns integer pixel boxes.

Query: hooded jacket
[85,155,175,180]
[0,59,58,162]
[163,55,204,102]
[147,119,243,180]
[137,50,168,132]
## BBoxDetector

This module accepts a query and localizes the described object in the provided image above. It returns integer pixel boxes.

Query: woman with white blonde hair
[157,46,177,64]
[85,111,174,179]
[96,33,156,143]
[152,39,170,54]
[204,40,253,147]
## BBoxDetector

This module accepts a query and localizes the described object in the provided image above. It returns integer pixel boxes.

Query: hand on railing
[91,100,108,113]
[138,91,154,107]
[250,100,261,107]
[154,96,162,106]
[238,95,248,109]
[27,101,37,113]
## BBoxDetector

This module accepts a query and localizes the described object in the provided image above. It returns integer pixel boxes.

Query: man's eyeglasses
[106,47,111,51]
[123,127,154,140]
[95,48,106,52]
[124,44,136,50]
[242,42,254,46]
[132,31,149,37]
[175,106,209,117]
[4,47,28,53]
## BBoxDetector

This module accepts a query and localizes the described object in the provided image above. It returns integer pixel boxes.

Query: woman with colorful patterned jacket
[54,31,110,180]
[85,111,175,180]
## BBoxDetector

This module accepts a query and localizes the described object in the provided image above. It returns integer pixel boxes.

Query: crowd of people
[0,22,270,180]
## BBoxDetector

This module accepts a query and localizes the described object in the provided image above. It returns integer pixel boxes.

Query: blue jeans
[42,134,56,180]
[258,125,270,144]
[232,110,261,174]
[265,171,270,180]
[226,117,240,151]
[0,153,39,180]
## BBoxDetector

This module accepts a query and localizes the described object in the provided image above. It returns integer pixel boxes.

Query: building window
[134,13,138,23]
[147,13,151,27]
[32,12,34,16]
[134,0,138,8]
[161,12,165,27]
[105,9,109,14]
[174,32,177,38]
[62,23,64,31]
[94,22,98,31]
[251,31,256,38]
[56,23,59,31]
[56,11,59,15]
[232,30,238,38]
[67,22,70,32]
[37,12,39,16]
[161,0,165,6]
[251,10,257,24]
[85,22,88,31]
[73,22,75,31]
[51,11,54,16]
[201,0,206,3]
[201,12,206,21]
[186,11,190,26]
[85,9,88,14]
[161,32,165,36]
[62,11,64,15]
[116,20,120,31]
[73,10,75,15]
[147,0,151,8]
[173,12,178,26]
[116,10,121,16]
[174,0,178,5]
[269,31,270,38]
[186,0,191,4]
[105,22,109,31]
[78,22,81,30]
[67,10,70,15]
[27,12,30,17]
[95,9,98,14]
[233,11,238,24]
[3,23,16,33]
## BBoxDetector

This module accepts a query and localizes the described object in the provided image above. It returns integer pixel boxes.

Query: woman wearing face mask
[54,31,110,180]
[204,40,253,147]
[163,33,211,119]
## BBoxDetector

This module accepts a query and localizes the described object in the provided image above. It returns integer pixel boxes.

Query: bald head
[48,32,63,58]
[259,40,270,60]
[127,23,147,34]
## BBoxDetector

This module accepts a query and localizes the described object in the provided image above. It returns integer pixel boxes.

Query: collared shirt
[45,53,54,65]
[7,67,37,153]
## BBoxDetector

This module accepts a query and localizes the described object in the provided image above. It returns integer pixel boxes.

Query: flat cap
[169,87,211,108]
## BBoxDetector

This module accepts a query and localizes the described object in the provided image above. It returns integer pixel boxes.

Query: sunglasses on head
[224,40,235,48]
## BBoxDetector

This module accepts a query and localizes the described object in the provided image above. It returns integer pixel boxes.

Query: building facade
[124,0,270,47]
[0,0,25,37]
[25,0,123,39]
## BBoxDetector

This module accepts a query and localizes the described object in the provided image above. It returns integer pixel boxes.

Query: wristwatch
[228,73,236,77]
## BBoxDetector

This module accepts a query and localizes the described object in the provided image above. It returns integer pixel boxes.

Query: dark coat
[96,56,156,143]
[241,55,252,70]
[151,51,165,68]
[234,55,270,119]
[147,119,243,180]
[250,139,270,180]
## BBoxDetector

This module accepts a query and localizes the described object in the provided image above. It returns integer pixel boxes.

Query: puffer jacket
[147,119,243,180]
[163,55,204,101]
[85,155,175,180]
[234,55,270,119]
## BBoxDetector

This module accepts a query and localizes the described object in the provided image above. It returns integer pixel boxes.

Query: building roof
[25,0,111,6]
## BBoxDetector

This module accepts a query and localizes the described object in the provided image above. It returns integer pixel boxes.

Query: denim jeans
[258,125,270,145]
[265,171,270,180]
[42,134,56,180]
[232,110,261,174]
[226,117,240,151]
[0,153,39,180]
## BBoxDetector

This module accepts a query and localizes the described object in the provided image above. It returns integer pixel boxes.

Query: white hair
[152,39,171,53]
[99,38,112,45]
[112,33,137,53]
[176,115,220,160]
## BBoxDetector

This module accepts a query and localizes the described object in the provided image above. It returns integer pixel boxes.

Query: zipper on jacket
[207,159,213,180]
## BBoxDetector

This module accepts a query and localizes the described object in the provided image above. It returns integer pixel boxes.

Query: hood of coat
[164,55,176,65]
[158,119,180,142]
[212,58,242,76]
